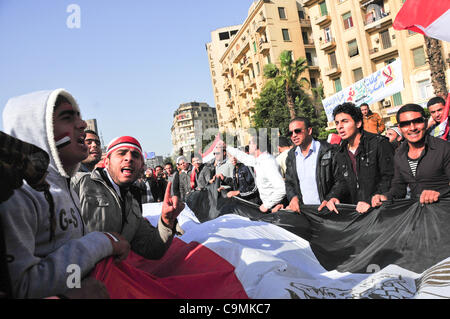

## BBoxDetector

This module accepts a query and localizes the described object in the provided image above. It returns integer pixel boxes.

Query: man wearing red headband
[73,136,184,260]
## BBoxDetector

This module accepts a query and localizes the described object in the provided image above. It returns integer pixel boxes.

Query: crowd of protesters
[0,88,449,299]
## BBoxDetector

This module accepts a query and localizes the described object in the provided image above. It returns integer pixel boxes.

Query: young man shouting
[322,103,394,214]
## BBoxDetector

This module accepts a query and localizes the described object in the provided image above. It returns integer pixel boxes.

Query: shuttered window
[413,47,426,67]
[334,78,342,92]
[319,1,328,16]
[348,39,359,57]
[343,12,353,29]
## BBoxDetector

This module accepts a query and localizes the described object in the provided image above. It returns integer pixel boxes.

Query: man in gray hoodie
[1,89,129,298]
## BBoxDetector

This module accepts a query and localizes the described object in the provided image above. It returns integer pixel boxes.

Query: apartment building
[206,25,242,133]
[215,0,319,143]
[171,102,218,157]
[303,0,450,127]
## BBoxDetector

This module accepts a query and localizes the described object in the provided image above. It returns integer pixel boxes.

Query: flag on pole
[200,134,221,163]
[442,93,450,140]
[393,0,450,42]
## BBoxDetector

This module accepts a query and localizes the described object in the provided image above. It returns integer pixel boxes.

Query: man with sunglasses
[372,104,450,207]
[321,103,394,214]
[283,117,338,214]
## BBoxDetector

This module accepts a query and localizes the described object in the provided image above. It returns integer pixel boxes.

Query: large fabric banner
[91,187,450,299]
[322,59,404,122]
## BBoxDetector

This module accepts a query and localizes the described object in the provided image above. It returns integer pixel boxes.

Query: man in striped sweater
[372,104,450,207]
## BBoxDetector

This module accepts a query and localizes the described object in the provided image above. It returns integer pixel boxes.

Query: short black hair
[55,95,71,108]
[278,136,292,148]
[427,96,446,108]
[164,162,173,167]
[84,129,98,137]
[396,104,426,123]
[332,102,364,131]
[360,103,369,108]
[289,117,311,129]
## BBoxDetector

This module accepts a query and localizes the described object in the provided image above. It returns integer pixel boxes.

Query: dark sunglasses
[287,128,305,137]
[398,117,426,128]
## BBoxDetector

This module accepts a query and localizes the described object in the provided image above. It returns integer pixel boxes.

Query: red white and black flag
[393,0,450,42]
[92,184,450,299]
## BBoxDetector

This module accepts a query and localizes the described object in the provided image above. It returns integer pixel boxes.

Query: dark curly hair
[332,102,364,131]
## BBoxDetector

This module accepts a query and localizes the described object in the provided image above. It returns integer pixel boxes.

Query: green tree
[252,75,328,139]
[263,51,310,120]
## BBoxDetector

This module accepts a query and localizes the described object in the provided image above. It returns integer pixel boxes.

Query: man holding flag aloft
[427,96,450,141]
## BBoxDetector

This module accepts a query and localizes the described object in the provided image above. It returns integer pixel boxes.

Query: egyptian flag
[393,0,450,42]
[91,186,450,299]
[201,134,221,163]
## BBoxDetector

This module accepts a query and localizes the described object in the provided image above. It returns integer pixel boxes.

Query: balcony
[255,19,266,33]
[223,79,231,90]
[303,0,320,6]
[315,14,331,27]
[319,37,336,52]
[364,12,392,34]
[225,98,233,108]
[369,45,398,62]
[221,65,229,76]
[238,87,247,97]
[299,18,311,28]
[258,40,270,54]
[324,65,341,78]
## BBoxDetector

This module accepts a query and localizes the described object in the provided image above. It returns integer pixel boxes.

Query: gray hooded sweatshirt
[1,89,113,298]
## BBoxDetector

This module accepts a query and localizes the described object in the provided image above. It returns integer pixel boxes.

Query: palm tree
[424,36,448,98]
[263,50,310,119]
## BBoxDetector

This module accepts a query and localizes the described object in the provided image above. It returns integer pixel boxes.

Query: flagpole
[442,93,450,140]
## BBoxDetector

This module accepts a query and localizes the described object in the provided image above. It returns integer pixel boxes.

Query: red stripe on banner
[393,0,450,35]
[92,238,248,299]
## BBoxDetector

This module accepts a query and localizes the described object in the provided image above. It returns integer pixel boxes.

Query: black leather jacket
[285,140,338,204]
[327,131,395,204]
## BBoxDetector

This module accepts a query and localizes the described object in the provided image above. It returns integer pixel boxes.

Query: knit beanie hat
[106,136,143,159]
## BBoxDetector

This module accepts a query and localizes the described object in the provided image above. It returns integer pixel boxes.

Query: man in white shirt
[225,135,286,213]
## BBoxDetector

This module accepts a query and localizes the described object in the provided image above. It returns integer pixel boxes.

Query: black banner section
[186,184,450,274]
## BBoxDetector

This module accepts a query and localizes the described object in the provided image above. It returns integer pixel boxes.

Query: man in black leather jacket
[283,117,339,214]
[321,103,394,214]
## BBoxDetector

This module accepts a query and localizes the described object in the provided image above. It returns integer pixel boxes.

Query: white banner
[322,59,404,122]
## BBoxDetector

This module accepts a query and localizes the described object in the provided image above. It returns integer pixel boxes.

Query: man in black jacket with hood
[321,103,394,214]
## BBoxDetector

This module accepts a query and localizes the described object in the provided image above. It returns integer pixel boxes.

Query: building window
[319,1,328,16]
[302,31,309,44]
[418,79,433,100]
[342,12,353,29]
[348,39,359,57]
[334,78,342,92]
[282,29,291,41]
[256,62,260,75]
[413,46,426,67]
[329,52,337,68]
[324,27,332,42]
[278,7,287,19]
[380,30,392,49]
[393,92,403,106]
[298,10,305,19]
[353,68,363,82]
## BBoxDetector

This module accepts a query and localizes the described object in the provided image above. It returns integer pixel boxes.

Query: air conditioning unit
[382,100,392,107]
